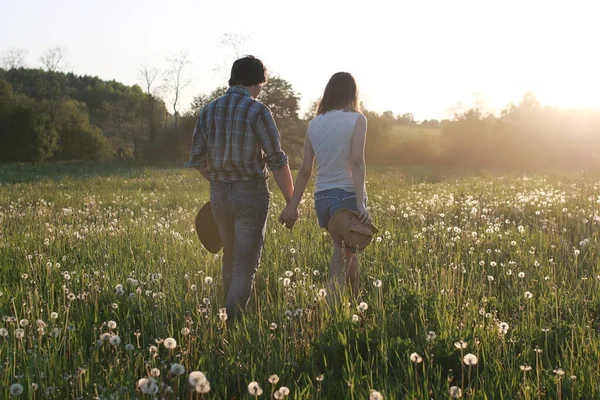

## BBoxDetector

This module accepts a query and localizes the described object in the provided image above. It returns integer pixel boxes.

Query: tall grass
[0,164,598,398]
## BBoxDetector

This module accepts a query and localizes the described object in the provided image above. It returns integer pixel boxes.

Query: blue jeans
[314,188,366,229]
[210,179,270,321]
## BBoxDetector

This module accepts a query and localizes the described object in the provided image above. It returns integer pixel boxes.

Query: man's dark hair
[228,55,268,87]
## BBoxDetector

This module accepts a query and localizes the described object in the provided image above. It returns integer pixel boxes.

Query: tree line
[1,46,599,171]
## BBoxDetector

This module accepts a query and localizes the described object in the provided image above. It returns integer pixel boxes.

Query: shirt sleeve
[255,107,288,170]
[184,114,208,170]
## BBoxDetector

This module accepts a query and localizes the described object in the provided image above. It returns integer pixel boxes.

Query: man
[185,55,295,321]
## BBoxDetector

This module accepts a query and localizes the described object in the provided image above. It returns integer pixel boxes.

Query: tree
[397,113,415,125]
[52,99,111,161]
[1,47,28,70]
[187,86,227,118]
[39,47,68,72]
[163,52,191,129]
[0,80,58,162]
[219,32,251,59]
[259,76,304,164]
[139,65,159,143]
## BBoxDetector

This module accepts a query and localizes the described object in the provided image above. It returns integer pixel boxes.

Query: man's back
[187,86,288,183]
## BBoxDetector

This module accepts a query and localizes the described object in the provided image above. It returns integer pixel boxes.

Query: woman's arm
[289,135,315,209]
[279,134,314,227]
[350,114,370,224]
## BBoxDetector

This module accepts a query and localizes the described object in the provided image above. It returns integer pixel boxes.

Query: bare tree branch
[163,52,191,128]
[1,47,28,70]
[39,47,68,72]
[219,32,251,59]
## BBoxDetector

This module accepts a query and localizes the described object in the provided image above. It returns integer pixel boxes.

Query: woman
[279,72,371,301]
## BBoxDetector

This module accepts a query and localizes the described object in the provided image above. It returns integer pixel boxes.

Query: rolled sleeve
[255,107,288,170]
[184,118,208,170]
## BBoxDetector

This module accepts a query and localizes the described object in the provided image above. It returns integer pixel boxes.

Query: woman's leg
[347,252,359,300]
[328,243,359,307]
[327,243,344,306]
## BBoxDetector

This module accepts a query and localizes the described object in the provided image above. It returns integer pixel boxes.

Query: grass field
[1,163,599,399]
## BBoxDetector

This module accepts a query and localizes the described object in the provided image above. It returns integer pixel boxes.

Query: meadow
[0,163,599,399]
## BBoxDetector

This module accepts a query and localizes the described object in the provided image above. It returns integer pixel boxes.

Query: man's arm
[255,107,293,202]
[272,165,294,204]
[184,112,209,181]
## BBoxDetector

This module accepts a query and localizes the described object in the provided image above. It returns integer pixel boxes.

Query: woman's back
[308,110,361,193]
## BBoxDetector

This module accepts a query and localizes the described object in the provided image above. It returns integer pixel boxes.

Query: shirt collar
[226,86,252,97]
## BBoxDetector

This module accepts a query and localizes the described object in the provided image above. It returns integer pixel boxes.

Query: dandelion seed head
[449,386,462,398]
[463,353,478,366]
[170,363,185,376]
[109,335,121,346]
[164,337,177,350]
[138,377,159,394]
[369,390,383,400]
[10,383,24,396]
[247,381,263,396]
[454,341,468,349]
[268,374,280,384]
[410,352,423,363]
[189,371,207,386]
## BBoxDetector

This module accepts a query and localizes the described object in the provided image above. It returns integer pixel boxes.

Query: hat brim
[328,208,378,251]
[195,202,223,254]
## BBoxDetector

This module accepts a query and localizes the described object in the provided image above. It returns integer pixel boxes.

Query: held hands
[279,206,299,230]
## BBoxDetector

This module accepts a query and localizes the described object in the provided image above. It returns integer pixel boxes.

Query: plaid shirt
[184,86,288,182]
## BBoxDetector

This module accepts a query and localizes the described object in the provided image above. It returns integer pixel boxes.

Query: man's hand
[279,206,298,230]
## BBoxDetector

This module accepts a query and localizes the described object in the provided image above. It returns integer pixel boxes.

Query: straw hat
[328,209,378,251]
[194,202,222,254]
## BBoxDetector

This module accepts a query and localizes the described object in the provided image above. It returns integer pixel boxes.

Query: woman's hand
[279,206,299,230]
[357,203,372,226]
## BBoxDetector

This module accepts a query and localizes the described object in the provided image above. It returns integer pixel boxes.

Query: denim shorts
[314,188,365,229]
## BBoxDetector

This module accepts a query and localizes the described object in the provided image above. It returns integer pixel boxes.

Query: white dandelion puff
[163,337,177,350]
[247,381,263,396]
[9,383,24,396]
[369,390,384,400]
[410,352,423,363]
[109,335,121,346]
[454,341,468,349]
[449,386,462,398]
[189,371,207,386]
[170,363,185,376]
[463,353,478,366]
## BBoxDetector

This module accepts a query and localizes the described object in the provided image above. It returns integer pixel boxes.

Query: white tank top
[308,110,361,193]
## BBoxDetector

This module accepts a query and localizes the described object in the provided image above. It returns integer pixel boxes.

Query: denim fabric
[314,188,365,229]
[210,179,270,320]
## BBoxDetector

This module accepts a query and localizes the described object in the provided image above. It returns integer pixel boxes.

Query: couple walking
[185,56,374,320]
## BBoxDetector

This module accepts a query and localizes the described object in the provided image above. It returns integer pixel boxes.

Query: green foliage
[52,99,111,161]
[0,80,58,162]
[0,68,168,163]
[186,86,227,118]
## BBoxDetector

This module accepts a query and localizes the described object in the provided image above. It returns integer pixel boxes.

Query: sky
[1,0,599,120]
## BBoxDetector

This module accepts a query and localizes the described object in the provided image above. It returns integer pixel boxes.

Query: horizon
[1,0,599,120]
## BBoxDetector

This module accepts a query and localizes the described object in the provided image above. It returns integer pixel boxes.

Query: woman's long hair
[316,72,360,115]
